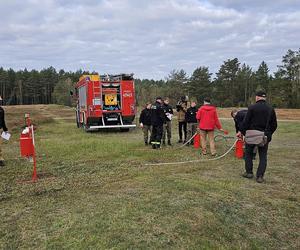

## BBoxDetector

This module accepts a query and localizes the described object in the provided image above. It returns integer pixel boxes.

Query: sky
[0,0,299,79]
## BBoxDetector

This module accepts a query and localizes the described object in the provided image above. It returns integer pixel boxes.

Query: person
[0,96,8,166]
[231,108,257,159]
[196,97,224,156]
[231,109,248,135]
[150,97,165,149]
[240,91,277,183]
[139,102,152,145]
[176,96,188,143]
[185,101,198,145]
[162,98,173,146]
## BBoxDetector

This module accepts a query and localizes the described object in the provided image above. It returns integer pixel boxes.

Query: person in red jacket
[196,97,224,156]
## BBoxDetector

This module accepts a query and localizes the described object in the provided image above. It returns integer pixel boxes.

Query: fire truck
[74,74,136,131]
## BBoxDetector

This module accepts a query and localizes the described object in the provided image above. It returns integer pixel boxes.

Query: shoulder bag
[245,109,271,147]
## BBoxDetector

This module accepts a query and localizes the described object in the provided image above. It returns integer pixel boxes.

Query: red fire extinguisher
[235,138,244,159]
[19,114,38,181]
[194,133,201,149]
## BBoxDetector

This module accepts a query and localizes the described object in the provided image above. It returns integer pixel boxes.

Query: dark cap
[204,97,211,103]
[256,90,267,97]
[156,96,162,100]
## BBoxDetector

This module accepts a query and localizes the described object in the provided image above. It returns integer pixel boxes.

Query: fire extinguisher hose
[145,138,238,166]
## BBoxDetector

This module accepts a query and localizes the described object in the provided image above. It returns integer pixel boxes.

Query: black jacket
[241,100,277,141]
[162,103,173,122]
[0,107,7,131]
[234,109,247,133]
[151,101,165,126]
[139,108,152,126]
[185,106,198,123]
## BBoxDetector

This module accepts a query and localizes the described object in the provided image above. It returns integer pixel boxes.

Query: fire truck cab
[75,74,136,131]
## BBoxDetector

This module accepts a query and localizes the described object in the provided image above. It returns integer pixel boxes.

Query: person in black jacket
[241,91,277,183]
[162,98,173,146]
[0,98,8,166]
[150,97,165,149]
[231,108,257,159]
[231,109,248,134]
[139,102,152,145]
[185,101,198,145]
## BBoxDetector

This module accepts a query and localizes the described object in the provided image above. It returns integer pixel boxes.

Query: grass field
[1,105,299,249]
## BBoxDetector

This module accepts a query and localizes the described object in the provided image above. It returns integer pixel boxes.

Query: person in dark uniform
[162,98,173,146]
[139,102,152,145]
[150,97,165,149]
[0,96,8,166]
[241,91,277,183]
[185,101,198,145]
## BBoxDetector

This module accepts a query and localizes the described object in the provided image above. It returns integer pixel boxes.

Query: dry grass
[0,104,299,249]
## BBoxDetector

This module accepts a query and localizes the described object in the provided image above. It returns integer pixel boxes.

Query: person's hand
[222,129,229,135]
[140,123,143,128]
[236,131,242,138]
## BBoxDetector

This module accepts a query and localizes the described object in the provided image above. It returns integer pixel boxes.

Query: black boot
[168,140,171,146]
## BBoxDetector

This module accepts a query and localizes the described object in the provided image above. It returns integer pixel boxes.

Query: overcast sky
[0,0,299,79]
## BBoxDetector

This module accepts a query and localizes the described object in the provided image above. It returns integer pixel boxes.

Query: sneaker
[0,160,5,167]
[256,176,264,183]
[242,172,254,179]
[211,153,217,157]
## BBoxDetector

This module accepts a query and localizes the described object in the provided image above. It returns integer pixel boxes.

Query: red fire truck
[74,74,136,131]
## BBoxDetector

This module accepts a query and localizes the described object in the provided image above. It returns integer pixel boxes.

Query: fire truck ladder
[93,81,101,104]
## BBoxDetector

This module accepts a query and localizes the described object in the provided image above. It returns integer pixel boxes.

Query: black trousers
[245,143,269,177]
[178,121,187,140]
[151,125,163,145]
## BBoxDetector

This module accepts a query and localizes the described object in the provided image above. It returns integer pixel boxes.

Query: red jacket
[196,104,222,130]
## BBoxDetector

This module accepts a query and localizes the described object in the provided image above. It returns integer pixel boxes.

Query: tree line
[0,49,299,108]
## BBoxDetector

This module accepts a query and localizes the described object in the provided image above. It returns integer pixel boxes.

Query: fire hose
[145,132,238,166]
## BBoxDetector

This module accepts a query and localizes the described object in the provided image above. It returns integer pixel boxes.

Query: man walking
[139,102,152,145]
[196,97,224,156]
[241,91,277,183]
[150,97,165,149]
[162,98,173,146]
[185,101,198,145]
[0,97,8,166]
